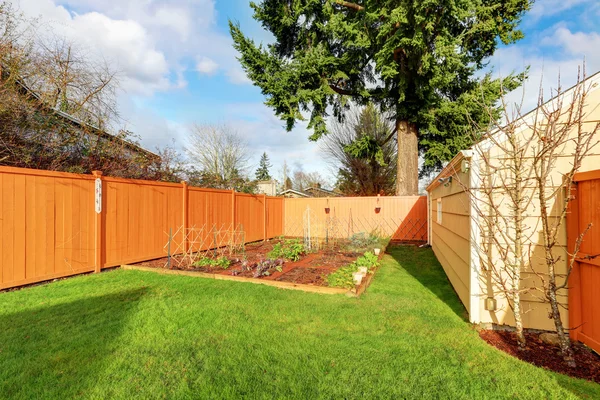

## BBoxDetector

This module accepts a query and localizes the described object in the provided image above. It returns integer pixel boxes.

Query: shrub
[349,232,378,248]
[268,239,305,261]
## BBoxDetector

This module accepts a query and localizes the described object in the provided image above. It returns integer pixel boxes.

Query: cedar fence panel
[283,196,428,242]
[0,166,283,290]
[103,178,183,267]
[568,170,600,353]
[0,167,96,290]
[235,193,266,243]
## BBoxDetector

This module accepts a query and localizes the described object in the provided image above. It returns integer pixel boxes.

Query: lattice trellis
[163,224,247,268]
[285,205,427,243]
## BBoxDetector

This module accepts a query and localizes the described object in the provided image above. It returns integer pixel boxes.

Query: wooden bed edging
[121,265,357,297]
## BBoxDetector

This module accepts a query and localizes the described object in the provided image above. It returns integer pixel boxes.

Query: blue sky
[15,0,600,184]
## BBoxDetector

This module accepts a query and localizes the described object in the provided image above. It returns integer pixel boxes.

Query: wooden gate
[568,170,600,352]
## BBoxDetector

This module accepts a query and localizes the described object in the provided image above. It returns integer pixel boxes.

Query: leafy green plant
[356,252,380,272]
[268,239,305,261]
[193,256,231,269]
[326,265,356,289]
[327,251,380,288]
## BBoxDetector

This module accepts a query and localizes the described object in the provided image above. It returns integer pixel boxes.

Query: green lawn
[1,246,598,399]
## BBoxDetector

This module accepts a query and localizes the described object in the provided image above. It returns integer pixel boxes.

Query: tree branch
[333,1,364,11]
[328,84,356,96]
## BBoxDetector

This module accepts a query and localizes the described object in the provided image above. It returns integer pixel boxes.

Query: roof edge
[426,150,472,192]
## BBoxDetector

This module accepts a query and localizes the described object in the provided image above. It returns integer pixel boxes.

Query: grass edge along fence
[0,166,283,290]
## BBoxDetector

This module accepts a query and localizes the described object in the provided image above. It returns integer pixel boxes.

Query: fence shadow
[391,198,428,242]
[0,287,147,398]
[387,245,469,322]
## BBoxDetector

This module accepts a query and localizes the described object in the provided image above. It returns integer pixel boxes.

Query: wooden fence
[568,169,600,353]
[0,166,283,290]
[284,196,427,242]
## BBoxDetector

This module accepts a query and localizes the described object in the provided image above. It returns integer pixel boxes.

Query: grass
[0,246,598,399]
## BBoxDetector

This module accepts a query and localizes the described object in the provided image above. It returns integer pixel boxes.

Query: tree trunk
[548,285,576,367]
[396,119,419,196]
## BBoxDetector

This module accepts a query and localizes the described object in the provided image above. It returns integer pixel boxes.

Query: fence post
[263,193,267,241]
[231,189,236,230]
[182,181,188,253]
[92,171,103,273]
[567,182,582,342]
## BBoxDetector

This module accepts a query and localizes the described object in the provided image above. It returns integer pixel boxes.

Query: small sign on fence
[95,178,102,214]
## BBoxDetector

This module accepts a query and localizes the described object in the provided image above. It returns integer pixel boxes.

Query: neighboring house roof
[426,69,600,193]
[303,186,341,197]
[277,189,310,197]
[3,67,160,161]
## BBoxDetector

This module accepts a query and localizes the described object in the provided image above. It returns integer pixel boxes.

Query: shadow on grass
[0,287,148,398]
[387,245,469,322]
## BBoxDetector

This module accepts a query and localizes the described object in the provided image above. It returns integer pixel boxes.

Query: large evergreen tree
[255,152,272,180]
[230,0,530,195]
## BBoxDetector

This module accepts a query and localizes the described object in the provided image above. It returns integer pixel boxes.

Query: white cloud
[541,27,600,66]
[17,0,172,95]
[195,57,219,75]
[226,67,252,85]
[529,0,593,19]
[488,27,600,114]
[220,102,333,180]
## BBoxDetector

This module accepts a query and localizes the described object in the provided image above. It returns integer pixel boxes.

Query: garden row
[133,233,391,292]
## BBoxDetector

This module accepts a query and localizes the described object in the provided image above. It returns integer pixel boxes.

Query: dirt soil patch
[133,239,375,290]
[479,329,600,383]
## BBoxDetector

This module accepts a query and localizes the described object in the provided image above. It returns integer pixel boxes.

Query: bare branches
[460,65,600,366]
[187,124,251,185]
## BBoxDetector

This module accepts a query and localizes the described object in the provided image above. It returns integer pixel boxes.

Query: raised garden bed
[129,235,389,295]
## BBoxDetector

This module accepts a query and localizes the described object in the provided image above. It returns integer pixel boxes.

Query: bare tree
[459,66,599,366]
[26,35,120,129]
[321,103,397,195]
[291,165,328,192]
[0,3,179,181]
[528,69,599,367]
[278,160,291,192]
[187,123,251,182]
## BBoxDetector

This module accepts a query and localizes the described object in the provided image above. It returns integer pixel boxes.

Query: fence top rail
[235,192,279,200]
[188,186,233,194]
[573,170,600,182]
[0,165,96,180]
[284,195,426,201]
[103,176,182,188]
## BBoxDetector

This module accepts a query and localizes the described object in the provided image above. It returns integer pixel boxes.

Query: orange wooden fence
[568,169,600,353]
[284,196,428,242]
[0,166,284,290]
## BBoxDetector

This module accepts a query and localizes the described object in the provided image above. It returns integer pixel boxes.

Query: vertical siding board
[0,173,3,284]
[2,174,15,284]
[12,175,25,282]
[25,175,38,280]
[45,177,56,275]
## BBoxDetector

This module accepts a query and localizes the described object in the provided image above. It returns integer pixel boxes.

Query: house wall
[427,73,600,332]
[475,83,600,331]
[428,166,472,309]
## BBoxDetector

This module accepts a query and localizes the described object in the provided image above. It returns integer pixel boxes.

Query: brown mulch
[479,329,600,383]
[276,267,328,285]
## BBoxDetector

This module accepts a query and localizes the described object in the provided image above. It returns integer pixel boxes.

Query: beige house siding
[429,166,472,309]
[427,72,600,331]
